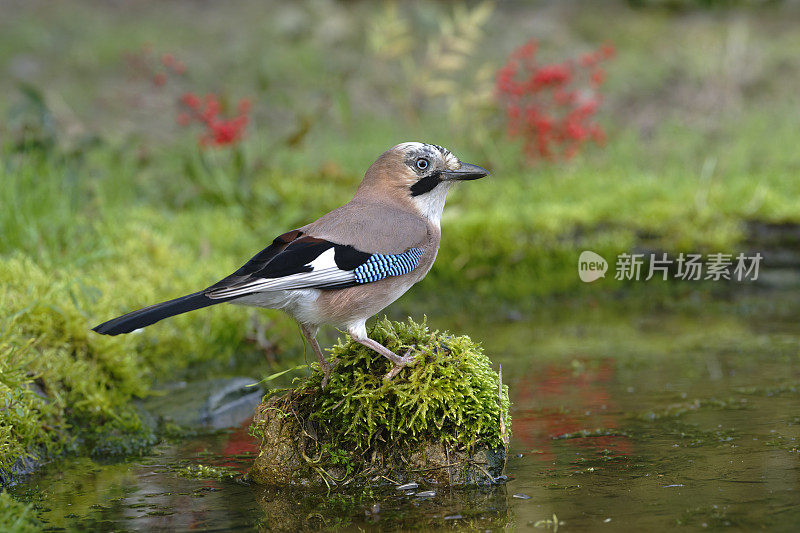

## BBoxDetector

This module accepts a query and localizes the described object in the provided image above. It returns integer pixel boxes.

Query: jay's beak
[441,163,489,181]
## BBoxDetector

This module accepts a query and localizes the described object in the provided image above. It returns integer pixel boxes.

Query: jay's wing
[204,231,424,299]
[92,229,422,336]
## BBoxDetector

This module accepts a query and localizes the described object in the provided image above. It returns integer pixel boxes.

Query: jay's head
[357,142,489,221]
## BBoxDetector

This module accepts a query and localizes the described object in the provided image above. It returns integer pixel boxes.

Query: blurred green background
[2,0,800,503]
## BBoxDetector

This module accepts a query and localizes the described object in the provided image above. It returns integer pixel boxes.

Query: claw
[320,360,333,390]
[384,347,418,381]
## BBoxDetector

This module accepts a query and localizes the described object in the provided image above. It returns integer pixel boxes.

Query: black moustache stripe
[410,171,442,197]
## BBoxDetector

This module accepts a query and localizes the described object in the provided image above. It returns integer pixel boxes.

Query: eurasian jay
[93,142,489,385]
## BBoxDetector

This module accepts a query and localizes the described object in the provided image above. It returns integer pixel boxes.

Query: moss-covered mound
[249,318,510,487]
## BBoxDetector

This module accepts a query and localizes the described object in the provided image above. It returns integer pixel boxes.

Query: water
[11,289,800,531]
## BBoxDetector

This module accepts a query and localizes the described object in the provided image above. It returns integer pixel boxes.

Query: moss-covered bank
[0,491,41,532]
[249,318,510,486]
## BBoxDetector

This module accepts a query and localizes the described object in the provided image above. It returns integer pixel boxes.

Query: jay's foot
[384,347,418,381]
[319,358,335,389]
[349,333,418,381]
[298,324,335,390]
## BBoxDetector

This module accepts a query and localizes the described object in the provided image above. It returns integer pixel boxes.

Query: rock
[140,377,263,430]
[249,318,510,487]
[0,453,43,486]
[249,393,506,486]
[201,377,264,429]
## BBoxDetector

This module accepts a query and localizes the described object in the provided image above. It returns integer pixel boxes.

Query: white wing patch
[307,247,338,271]
[207,248,354,299]
[206,246,426,299]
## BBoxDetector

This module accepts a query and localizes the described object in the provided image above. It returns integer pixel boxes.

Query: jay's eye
[416,158,429,171]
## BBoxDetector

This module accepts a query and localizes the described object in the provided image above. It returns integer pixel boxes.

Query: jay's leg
[300,324,333,388]
[348,326,418,380]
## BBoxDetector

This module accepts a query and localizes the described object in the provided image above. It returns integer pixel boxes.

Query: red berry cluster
[178,93,251,147]
[124,46,251,148]
[496,39,615,160]
[124,45,186,87]
[155,53,186,85]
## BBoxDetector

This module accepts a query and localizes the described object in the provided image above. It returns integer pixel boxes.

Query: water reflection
[514,361,633,462]
[11,291,800,530]
[253,484,511,531]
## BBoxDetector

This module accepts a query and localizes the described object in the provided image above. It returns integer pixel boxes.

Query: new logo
[578,250,608,283]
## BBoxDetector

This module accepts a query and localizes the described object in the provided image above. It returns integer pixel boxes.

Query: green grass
[2,0,800,498]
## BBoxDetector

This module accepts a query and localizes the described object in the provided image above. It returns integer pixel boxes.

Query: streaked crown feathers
[393,142,461,171]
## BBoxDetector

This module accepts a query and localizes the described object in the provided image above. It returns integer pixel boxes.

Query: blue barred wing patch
[354,248,424,284]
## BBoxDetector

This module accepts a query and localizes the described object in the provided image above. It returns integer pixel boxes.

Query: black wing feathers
[94,229,306,335]
[203,237,375,296]
[207,229,304,290]
[256,237,330,279]
[334,245,372,270]
[92,229,381,335]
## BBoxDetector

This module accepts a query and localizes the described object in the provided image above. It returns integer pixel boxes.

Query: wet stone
[139,377,263,430]
[248,319,510,487]
[248,393,507,486]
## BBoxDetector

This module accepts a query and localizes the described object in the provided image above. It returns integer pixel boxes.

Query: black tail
[92,291,226,336]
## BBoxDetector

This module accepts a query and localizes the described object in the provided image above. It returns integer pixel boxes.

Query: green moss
[309,317,510,451]
[250,317,510,485]
[0,341,63,475]
[175,463,239,481]
[0,255,157,477]
[0,491,42,533]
